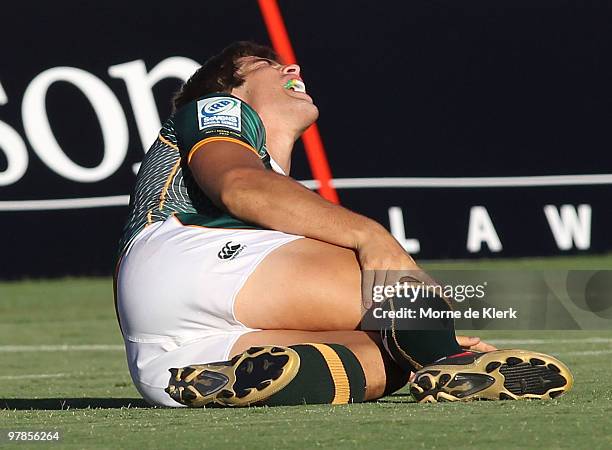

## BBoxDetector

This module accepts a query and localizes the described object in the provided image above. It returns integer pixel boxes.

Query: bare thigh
[230,329,408,401]
[234,238,362,331]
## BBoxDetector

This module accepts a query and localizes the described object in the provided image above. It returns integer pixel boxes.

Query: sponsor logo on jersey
[197,97,241,132]
[218,241,246,260]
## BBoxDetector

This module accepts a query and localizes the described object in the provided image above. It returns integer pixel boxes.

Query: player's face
[233,56,319,131]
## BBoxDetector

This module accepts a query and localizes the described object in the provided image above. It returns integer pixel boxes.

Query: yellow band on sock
[305,343,351,404]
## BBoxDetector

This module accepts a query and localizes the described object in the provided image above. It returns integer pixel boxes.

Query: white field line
[0,342,609,381]
[0,344,124,352]
[555,349,612,357]
[4,349,611,382]
[0,373,70,380]
[487,337,612,345]
[2,351,610,382]
[0,371,126,380]
[2,174,611,211]
[0,338,610,353]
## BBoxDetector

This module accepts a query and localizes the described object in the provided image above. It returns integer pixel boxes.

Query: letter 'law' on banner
[544,204,591,250]
[467,206,503,253]
[388,206,421,253]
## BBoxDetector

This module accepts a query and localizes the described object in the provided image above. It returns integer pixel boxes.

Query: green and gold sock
[264,343,366,406]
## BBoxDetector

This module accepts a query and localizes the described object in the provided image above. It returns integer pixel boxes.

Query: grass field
[1,256,611,449]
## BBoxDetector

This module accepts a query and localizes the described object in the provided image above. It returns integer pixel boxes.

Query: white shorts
[116,215,303,407]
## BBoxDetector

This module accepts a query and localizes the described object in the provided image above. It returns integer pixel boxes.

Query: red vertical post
[257,0,339,204]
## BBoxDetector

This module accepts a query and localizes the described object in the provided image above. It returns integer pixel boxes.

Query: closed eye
[238,56,281,75]
[252,57,280,68]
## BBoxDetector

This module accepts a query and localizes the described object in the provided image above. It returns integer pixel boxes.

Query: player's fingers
[457,335,481,349]
[394,269,428,304]
[374,269,387,305]
[472,340,498,352]
[361,269,375,309]
[403,269,454,309]
[383,270,403,300]
[374,269,387,298]
[404,267,435,287]
[456,336,498,352]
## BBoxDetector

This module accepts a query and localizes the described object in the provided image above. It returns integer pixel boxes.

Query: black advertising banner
[1,1,611,278]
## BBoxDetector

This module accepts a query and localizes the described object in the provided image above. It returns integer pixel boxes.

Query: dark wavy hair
[172,41,278,112]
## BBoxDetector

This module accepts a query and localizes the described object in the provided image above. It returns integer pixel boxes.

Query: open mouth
[283,78,306,94]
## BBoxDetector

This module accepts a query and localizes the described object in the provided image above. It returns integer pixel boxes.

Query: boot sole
[165,346,300,407]
[410,349,574,403]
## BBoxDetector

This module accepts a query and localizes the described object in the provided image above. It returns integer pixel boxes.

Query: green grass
[1,256,612,449]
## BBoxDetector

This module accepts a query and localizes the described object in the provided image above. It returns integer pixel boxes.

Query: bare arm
[189,141,419,306]
[190,141,386,247]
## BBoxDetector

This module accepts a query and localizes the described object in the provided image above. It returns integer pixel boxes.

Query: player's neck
[263,129,295,174]
[258,111,301,174]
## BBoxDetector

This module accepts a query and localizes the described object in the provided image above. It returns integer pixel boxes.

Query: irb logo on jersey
[197,97,242,132]
[218,241,246,260]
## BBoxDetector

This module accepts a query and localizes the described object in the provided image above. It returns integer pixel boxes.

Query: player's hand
[456,335,498,352]
[356,223,425,309]
[408,336,497,384]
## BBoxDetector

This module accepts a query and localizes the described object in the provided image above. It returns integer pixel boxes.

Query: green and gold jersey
[118,93,276,257]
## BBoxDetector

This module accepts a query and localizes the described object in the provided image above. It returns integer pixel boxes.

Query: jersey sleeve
[173,94,267,163]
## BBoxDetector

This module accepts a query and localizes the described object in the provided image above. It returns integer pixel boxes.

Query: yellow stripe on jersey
[159,160,182,211]
[306,343,351,404]
[158,134,179,151]
[188,137,259,164]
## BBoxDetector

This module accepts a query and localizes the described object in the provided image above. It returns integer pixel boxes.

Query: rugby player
[115,41,573,407]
